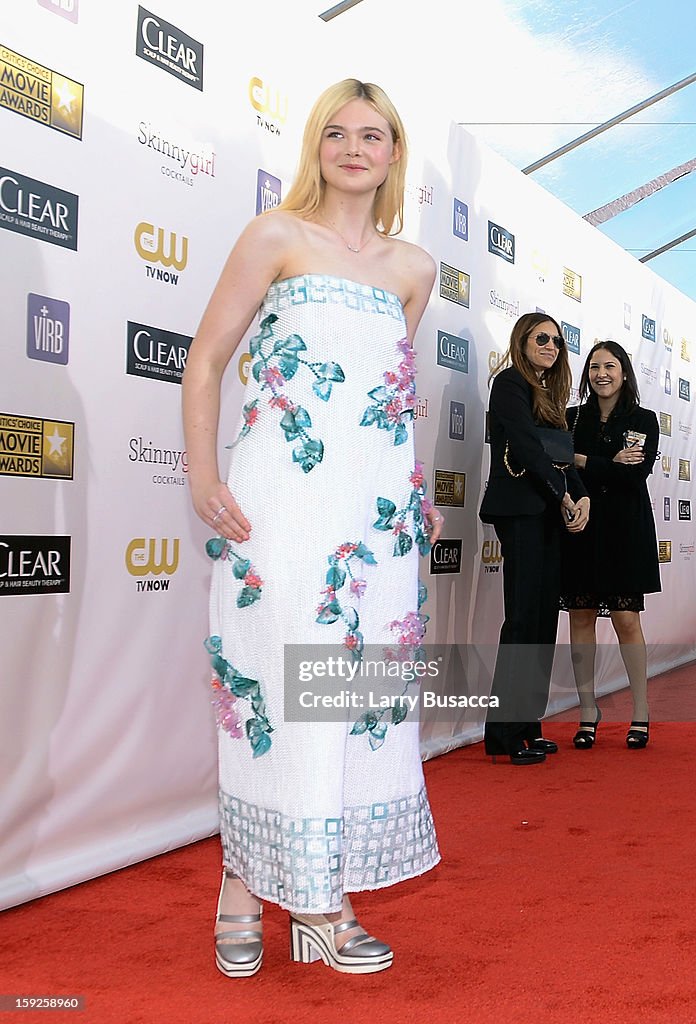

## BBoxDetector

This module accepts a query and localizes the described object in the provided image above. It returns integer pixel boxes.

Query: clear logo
[488,221,514,263]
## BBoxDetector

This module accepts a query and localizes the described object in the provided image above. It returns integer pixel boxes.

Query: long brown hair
[491,312,571,428]
[275,79,407,235]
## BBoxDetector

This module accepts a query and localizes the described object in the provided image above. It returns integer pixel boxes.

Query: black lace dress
[560,403,661,616]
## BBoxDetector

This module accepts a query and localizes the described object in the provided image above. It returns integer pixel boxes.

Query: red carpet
[2,663,696,1024]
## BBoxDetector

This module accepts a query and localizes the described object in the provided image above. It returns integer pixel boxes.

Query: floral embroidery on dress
[205,635,272,757]
[360,338,417,446]
[206,537,263,607]
[315,541,378,661]
[373,461,433,556]
[211,678,244,738]
[350,585,430,750]
[244,313,345,472]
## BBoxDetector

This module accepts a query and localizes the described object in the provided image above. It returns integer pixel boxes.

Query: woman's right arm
[182,213,290,542]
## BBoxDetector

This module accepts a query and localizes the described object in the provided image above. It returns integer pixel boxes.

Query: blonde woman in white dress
[182,78,442,977]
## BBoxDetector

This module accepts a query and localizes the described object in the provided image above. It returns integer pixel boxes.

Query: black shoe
[573,707,602,749]
[527,738,558,754]
[626,720,649,749]
[507,749,546,765]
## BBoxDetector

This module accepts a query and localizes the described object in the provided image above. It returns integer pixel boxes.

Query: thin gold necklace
[325,220,379,254]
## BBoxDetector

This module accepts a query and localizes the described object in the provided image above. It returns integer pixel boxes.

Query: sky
[494,0,696,302]
[313,0,696,305]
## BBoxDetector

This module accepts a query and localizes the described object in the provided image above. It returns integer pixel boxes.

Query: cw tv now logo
[134,222,188,285]
[125,537,179,591]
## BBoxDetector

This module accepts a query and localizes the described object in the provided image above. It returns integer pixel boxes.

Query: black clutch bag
[504,427,574,477]
[536,426,574,466]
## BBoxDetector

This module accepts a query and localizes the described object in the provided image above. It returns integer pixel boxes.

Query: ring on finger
[212,505,226,523]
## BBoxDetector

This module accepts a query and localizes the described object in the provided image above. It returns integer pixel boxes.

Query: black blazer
[480,366,587,521]
[561,402,661,596]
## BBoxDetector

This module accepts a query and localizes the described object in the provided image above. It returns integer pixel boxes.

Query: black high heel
[626,720,649,749]
[573,707,602,749]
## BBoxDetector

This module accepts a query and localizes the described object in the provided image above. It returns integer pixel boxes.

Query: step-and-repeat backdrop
[2,1,694,907]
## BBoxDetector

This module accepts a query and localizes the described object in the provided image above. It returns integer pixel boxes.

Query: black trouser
[484,508,561,754]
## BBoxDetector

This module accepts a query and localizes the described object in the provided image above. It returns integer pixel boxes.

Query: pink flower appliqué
[211,678,244,738]
[350,578,367,598]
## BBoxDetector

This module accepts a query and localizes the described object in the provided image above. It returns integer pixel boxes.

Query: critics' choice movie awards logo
[136,7,203,91]
[26,293,69,365]
[662,368,672,395]
[561,322,580,355]
[128,436,188,487]
[439,262,470,307]
[256,170,281,215]
[659,412,672,436]
[662,455,672,478]
[0,44,83,139]
[562,267,582,302]
[0,535,71,594]
[0,167,78,250]
[679,459,691,482]
[449,401,465,441]
[658,541,671,563]
[125,537,179,591]
[0,413,74,478]
[429,539,462,575]
[437,331,468,374]
[642,315,656,341]
[453,199,468,241]
[38,0,78,22]
[664,497,671,521]
[678,378,691,401]
[663,328,673,352]
[488,221,514,263]
[249,76,287,135]
[126,322,193,384]
[137,121,216,187]
[134,221,188,285]
[679,500,692,521]
[434,470,465,508]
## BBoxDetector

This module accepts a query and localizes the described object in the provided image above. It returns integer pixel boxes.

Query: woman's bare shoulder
[388,236,436,279]
[237,209,304,246]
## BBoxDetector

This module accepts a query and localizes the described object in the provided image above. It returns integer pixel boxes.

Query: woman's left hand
[565,496,590,533]
[613,447,644,465]
[426,507,445,545]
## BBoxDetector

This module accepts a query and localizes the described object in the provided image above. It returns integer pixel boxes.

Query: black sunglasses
[531,331,564,350]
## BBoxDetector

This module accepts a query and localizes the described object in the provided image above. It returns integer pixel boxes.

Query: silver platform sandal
[214,870,263,978]
[290,914,393,974]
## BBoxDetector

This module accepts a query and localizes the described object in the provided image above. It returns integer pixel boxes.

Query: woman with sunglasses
[561,341,660,750]
[480,312,590,764]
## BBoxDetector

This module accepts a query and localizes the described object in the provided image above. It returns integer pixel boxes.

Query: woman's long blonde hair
[491,312,571,428]
[276,79,407,236]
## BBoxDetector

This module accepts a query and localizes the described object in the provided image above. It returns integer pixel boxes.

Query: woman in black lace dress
[561,341,661,750]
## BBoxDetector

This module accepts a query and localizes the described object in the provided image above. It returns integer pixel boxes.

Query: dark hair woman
[480,312,590,765]
[561,340,661,750]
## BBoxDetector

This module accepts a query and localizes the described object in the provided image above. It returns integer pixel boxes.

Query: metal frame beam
[522,71,696,175]
[640,227,696,263]
[584,157,696,226]
[319,0,365,20]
